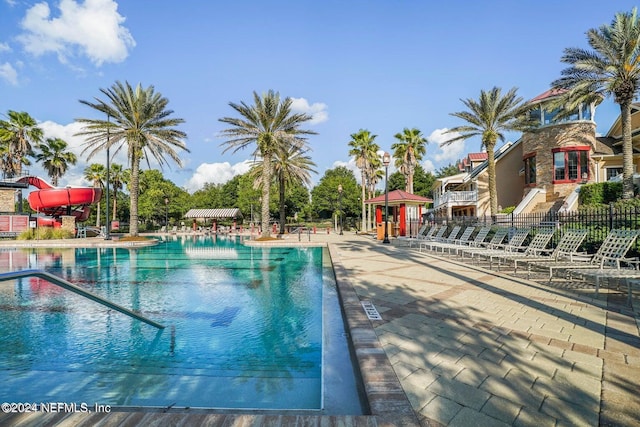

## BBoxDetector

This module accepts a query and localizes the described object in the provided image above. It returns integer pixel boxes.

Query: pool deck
[1,232,639,426]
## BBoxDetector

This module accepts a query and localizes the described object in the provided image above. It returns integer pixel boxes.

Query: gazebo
[184,208,243,232]
[365,190,432,238]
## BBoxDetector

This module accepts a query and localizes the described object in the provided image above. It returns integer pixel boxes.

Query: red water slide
[17,176,102,225]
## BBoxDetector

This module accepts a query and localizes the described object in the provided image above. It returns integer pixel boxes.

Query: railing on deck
[434,190,478,208]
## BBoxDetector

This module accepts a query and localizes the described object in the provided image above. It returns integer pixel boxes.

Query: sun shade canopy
[184,208,243,219]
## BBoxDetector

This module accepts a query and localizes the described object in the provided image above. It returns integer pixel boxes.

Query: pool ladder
[0,269,165,329]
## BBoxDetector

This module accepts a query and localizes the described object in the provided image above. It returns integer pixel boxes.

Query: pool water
[0,236,364,412]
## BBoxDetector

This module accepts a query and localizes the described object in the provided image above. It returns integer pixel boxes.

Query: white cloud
[0,62,18,85]
[184,160,253,192]
[0,42,10,52]
[429,128,465,163]
[422,159,435,173]
[290,97,329,124]
[17,0,135,66]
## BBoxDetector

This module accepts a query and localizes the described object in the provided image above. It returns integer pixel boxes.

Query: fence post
[609,202,615,231]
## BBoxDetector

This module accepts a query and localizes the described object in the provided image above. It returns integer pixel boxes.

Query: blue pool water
[0,235,364,412]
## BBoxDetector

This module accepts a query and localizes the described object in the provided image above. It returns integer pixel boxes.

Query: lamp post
[382,152,391,244]
[104,114,111,240]
[164,196,169,231]
[338,184,343,235]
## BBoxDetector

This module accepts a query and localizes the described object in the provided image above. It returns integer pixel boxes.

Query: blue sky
[1,0,638,192]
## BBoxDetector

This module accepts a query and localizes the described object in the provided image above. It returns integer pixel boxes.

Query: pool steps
[0,269,165,329]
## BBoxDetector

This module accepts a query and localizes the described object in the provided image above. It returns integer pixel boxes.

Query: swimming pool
[0,235,365,413]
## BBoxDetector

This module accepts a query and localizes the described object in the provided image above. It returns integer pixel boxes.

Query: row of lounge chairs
[411,224,640,304]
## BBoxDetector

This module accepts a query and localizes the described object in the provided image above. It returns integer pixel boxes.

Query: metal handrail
[0,269,164,329]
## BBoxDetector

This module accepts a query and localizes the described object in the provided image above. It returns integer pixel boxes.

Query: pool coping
[0,239,421,426]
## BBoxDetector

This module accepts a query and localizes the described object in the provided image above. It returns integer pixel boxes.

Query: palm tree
[83,163,105,227]
[0,110,43,176]
[552,8,640,199]
[348,129,379,232]
[250,145,316,234]
[443,87,533,217]
[391,128,428,193]
[35,137,77,186]
[109,163,129,221]
[76,81,189,236]
[365,156,383,230]
[219,90,316,239]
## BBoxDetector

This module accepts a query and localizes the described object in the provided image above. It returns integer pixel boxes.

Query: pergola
[365,189,432,238]
[183,208,243,231]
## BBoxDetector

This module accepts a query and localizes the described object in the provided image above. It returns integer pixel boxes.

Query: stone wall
[0,189,16,212]
[521,121,597,203]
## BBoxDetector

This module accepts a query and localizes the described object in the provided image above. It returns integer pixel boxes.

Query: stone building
[432,89,640,218]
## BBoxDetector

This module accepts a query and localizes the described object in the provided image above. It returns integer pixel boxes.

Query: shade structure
[184,208,243,219]
[364,189,432,238]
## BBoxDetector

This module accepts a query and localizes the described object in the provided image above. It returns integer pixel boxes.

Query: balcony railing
[434,190,478,208]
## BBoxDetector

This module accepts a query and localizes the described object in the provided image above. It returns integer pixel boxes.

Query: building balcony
[433,190,478,208]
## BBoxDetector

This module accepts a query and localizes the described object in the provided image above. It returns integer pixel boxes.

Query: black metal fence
[433,204,640,257]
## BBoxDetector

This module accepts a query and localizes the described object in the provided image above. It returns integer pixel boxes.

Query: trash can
[376,222,394,240]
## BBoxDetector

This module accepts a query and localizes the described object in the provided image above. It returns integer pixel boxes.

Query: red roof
[530,88,566,103]
[365,189,432,204]
[467,152,487,161]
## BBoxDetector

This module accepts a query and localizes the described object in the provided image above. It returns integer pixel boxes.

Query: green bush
[579,182,623,205]
[499,206,515,214]
[17,228,74,240]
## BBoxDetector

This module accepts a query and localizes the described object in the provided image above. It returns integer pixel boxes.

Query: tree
[435,163,460,178]
[83,163,105,227]
[250,144,316,233]
[0,110,43,176]
[311,166,359,221]
[552,8,640,199]
[219,90,316,238]
[108,163,129,221]
[412,164,436,199]
[348,129,379,232]
[35,137,77,186]
[76,81,189,236]
[443,87,532,216]
[391,128,428,193]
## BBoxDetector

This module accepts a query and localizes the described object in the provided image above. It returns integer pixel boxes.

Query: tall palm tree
[76,81,189,236]
[109,163,129,221]
[443,87,533,217]
[348,129,379,232]
[35,137,77,186]
[391,128,428,193]
[552,8,640,199]
[83,163,105,227]
[250,145,316,234]
[219,90,316,238]
[0,110,43,176]
[366,155,383,230]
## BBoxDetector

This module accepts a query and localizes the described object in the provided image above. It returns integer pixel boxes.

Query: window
[523,154,536,185]
[606,167,623,181]
[552,147,590,183]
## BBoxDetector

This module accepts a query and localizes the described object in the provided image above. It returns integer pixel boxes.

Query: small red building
[365,189,432,238]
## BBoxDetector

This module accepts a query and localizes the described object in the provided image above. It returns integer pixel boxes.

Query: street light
[382,152,391,244]
[164,196,169,231]
[338,184,343,235]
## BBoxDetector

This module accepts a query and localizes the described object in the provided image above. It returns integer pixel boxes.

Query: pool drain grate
[361,300,382,320]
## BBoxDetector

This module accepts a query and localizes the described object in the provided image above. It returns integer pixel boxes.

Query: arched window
[552,147,590,183]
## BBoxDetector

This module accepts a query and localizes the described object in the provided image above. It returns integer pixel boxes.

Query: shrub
[579,182,623,205]
[17,228,74,240]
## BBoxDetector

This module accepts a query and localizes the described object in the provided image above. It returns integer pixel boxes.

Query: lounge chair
[409,224,439,248]
[459,227,509,261]
[420,225,461,252]
[526,229,639,283]
[514,228,589,278]
[413,225,447,249]
[425,225,477,254]
[472,228,531,269]
[482,227,555,272]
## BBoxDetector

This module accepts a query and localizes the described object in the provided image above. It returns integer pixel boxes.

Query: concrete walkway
[333,235,640,426]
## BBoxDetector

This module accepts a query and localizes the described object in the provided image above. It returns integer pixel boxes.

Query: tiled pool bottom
[0,241,419,426]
